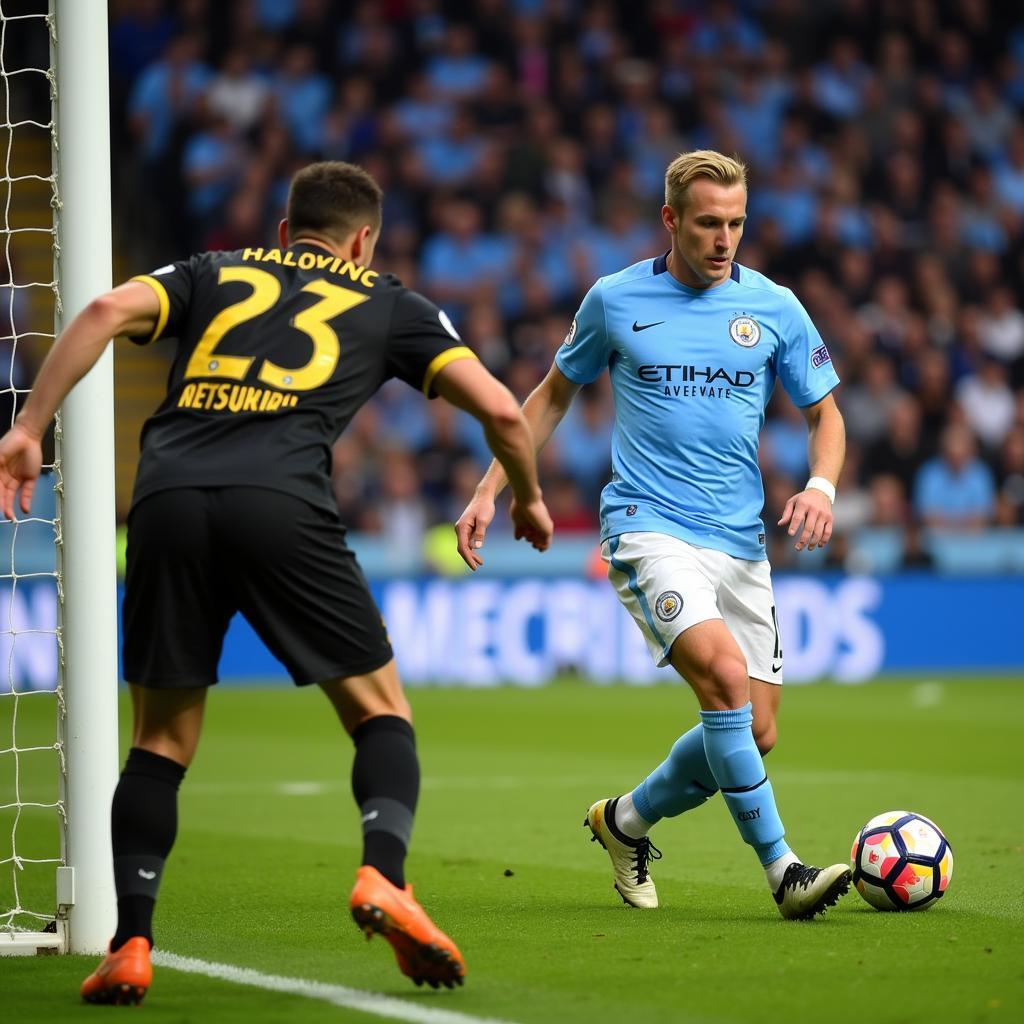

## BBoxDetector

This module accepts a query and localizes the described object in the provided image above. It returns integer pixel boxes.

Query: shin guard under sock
[632,723,719,825]
[110,747,186,950]
[351,715,419,889]
[700,703,789,866]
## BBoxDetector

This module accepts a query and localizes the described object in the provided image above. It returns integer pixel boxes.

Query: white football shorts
[602,532,784,684]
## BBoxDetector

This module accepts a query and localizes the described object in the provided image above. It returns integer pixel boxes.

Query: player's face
[662,180,747,289]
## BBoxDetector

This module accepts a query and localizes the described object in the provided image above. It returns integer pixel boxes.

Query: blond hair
[664,150,748,213]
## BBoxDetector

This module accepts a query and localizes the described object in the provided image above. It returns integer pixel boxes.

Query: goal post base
[0,927,66,956]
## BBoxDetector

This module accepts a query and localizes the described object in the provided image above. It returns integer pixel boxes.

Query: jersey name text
[177,381,299,413]
[241,247,378,286]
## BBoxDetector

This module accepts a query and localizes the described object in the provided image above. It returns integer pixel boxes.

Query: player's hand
[0,423,43,521]
[454,490,497,570]
[778,487,833,552]
[509,494,554,554]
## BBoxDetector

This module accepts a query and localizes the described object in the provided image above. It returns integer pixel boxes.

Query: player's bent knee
[133,736,196,768]
[340,691,411,734]
[319,662,412,734]
[360,691,412,722]
[701,654,750,709]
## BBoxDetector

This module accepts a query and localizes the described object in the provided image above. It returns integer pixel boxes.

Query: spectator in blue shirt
[271,44,331,154]
[751,160,818,245]
[725,71,785,165]
[811,38,871,120]
[181,103,247,242]
[580,199,657,281]
[960,164,1008,252]
[392,74,453,143]
[253,0,297,31]
[577,5,618,65]
[691,0,764,58]
[420,199,510,322]
[954,79,1016,162]
[628,104,685,201]
[426,24,489,99]
[109,0,177,93]
[993,125,1024,214]
[128,34,211,163]
[773,115,829,183]
[495,195,575,317]
[415,106,486,187]
[914,424,997,530]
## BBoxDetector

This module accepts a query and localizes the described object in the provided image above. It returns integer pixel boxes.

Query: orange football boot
[349,865,465,988]
[80,936,152,1005]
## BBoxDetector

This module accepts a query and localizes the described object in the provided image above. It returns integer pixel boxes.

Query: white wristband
[805,476,836,504]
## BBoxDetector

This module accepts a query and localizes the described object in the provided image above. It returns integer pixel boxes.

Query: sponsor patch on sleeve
[563,318,577,347]
[810,344,831,369]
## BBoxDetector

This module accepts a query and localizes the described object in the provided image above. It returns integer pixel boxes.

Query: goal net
[0,0,118,956]
[0,0,64,954]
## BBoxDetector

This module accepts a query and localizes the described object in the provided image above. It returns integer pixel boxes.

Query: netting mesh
[0,0,64,937]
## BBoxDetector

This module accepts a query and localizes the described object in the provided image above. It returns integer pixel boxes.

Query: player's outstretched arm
[431,357,554,563]
[778,392,846,552]
[0,281,159,519]
[452,363,580,569]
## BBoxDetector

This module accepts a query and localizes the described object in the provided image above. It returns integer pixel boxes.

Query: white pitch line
[152,951,517,1024]
[911,680,945,708]
[276,781,332,796]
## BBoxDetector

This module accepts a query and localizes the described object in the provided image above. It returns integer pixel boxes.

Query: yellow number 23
[184,266,369,391]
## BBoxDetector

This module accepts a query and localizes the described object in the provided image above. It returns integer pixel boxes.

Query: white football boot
[773,862,852,920]
[584,798,661,909]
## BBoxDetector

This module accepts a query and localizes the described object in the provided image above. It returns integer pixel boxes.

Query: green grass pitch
[2,676,1022,1023]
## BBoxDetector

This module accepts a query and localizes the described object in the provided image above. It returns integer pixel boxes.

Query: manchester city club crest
[728,315,761,348]
[655,591,683,621]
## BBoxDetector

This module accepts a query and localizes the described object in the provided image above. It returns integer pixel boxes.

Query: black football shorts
[123,487,393,687]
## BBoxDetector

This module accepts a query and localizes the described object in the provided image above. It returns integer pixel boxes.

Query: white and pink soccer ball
[851,811,953,911]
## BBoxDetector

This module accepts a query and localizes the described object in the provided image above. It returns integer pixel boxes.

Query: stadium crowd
[106,0,1024,570]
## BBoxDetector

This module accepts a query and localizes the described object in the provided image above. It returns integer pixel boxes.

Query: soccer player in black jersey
[0,161,552,1001]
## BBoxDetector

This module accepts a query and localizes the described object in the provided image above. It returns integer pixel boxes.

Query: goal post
[0,0,117,956]
[52,0,118,956]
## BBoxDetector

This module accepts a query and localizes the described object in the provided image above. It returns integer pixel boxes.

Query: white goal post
[0,0,117,956]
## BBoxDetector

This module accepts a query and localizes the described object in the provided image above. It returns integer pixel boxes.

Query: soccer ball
[850,811,953,911]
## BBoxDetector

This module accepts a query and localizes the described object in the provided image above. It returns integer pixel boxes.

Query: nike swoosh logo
[772,663,782,674]
[632,320,665,332]
[361,810,379,823]
[138,869,156,880]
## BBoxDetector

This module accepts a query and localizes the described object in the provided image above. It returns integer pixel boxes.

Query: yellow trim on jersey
[130,274,171,343]
[422,346,478,397]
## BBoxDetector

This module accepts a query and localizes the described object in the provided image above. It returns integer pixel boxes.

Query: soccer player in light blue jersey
[455,150,851,919]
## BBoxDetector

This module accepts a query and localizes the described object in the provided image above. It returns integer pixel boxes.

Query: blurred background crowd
[102,0,1024,572]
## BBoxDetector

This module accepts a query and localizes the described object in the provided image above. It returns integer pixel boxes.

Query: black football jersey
[128,244,475,513]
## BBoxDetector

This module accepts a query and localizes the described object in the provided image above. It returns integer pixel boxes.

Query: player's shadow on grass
[562,902,866,926]
[379,985,467,1000]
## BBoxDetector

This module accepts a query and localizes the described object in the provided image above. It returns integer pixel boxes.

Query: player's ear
[351,224,372,265]
[661,204,678,234]
[278,219,289,248]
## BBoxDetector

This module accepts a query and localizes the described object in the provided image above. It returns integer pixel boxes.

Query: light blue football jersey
[554,254,840,560]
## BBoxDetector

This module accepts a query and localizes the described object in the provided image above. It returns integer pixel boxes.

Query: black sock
[351,716,418,889]
[110,747,186,951]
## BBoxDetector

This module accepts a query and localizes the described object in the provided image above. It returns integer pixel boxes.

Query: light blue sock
[631,724,719,825]
[700,703,789,866]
